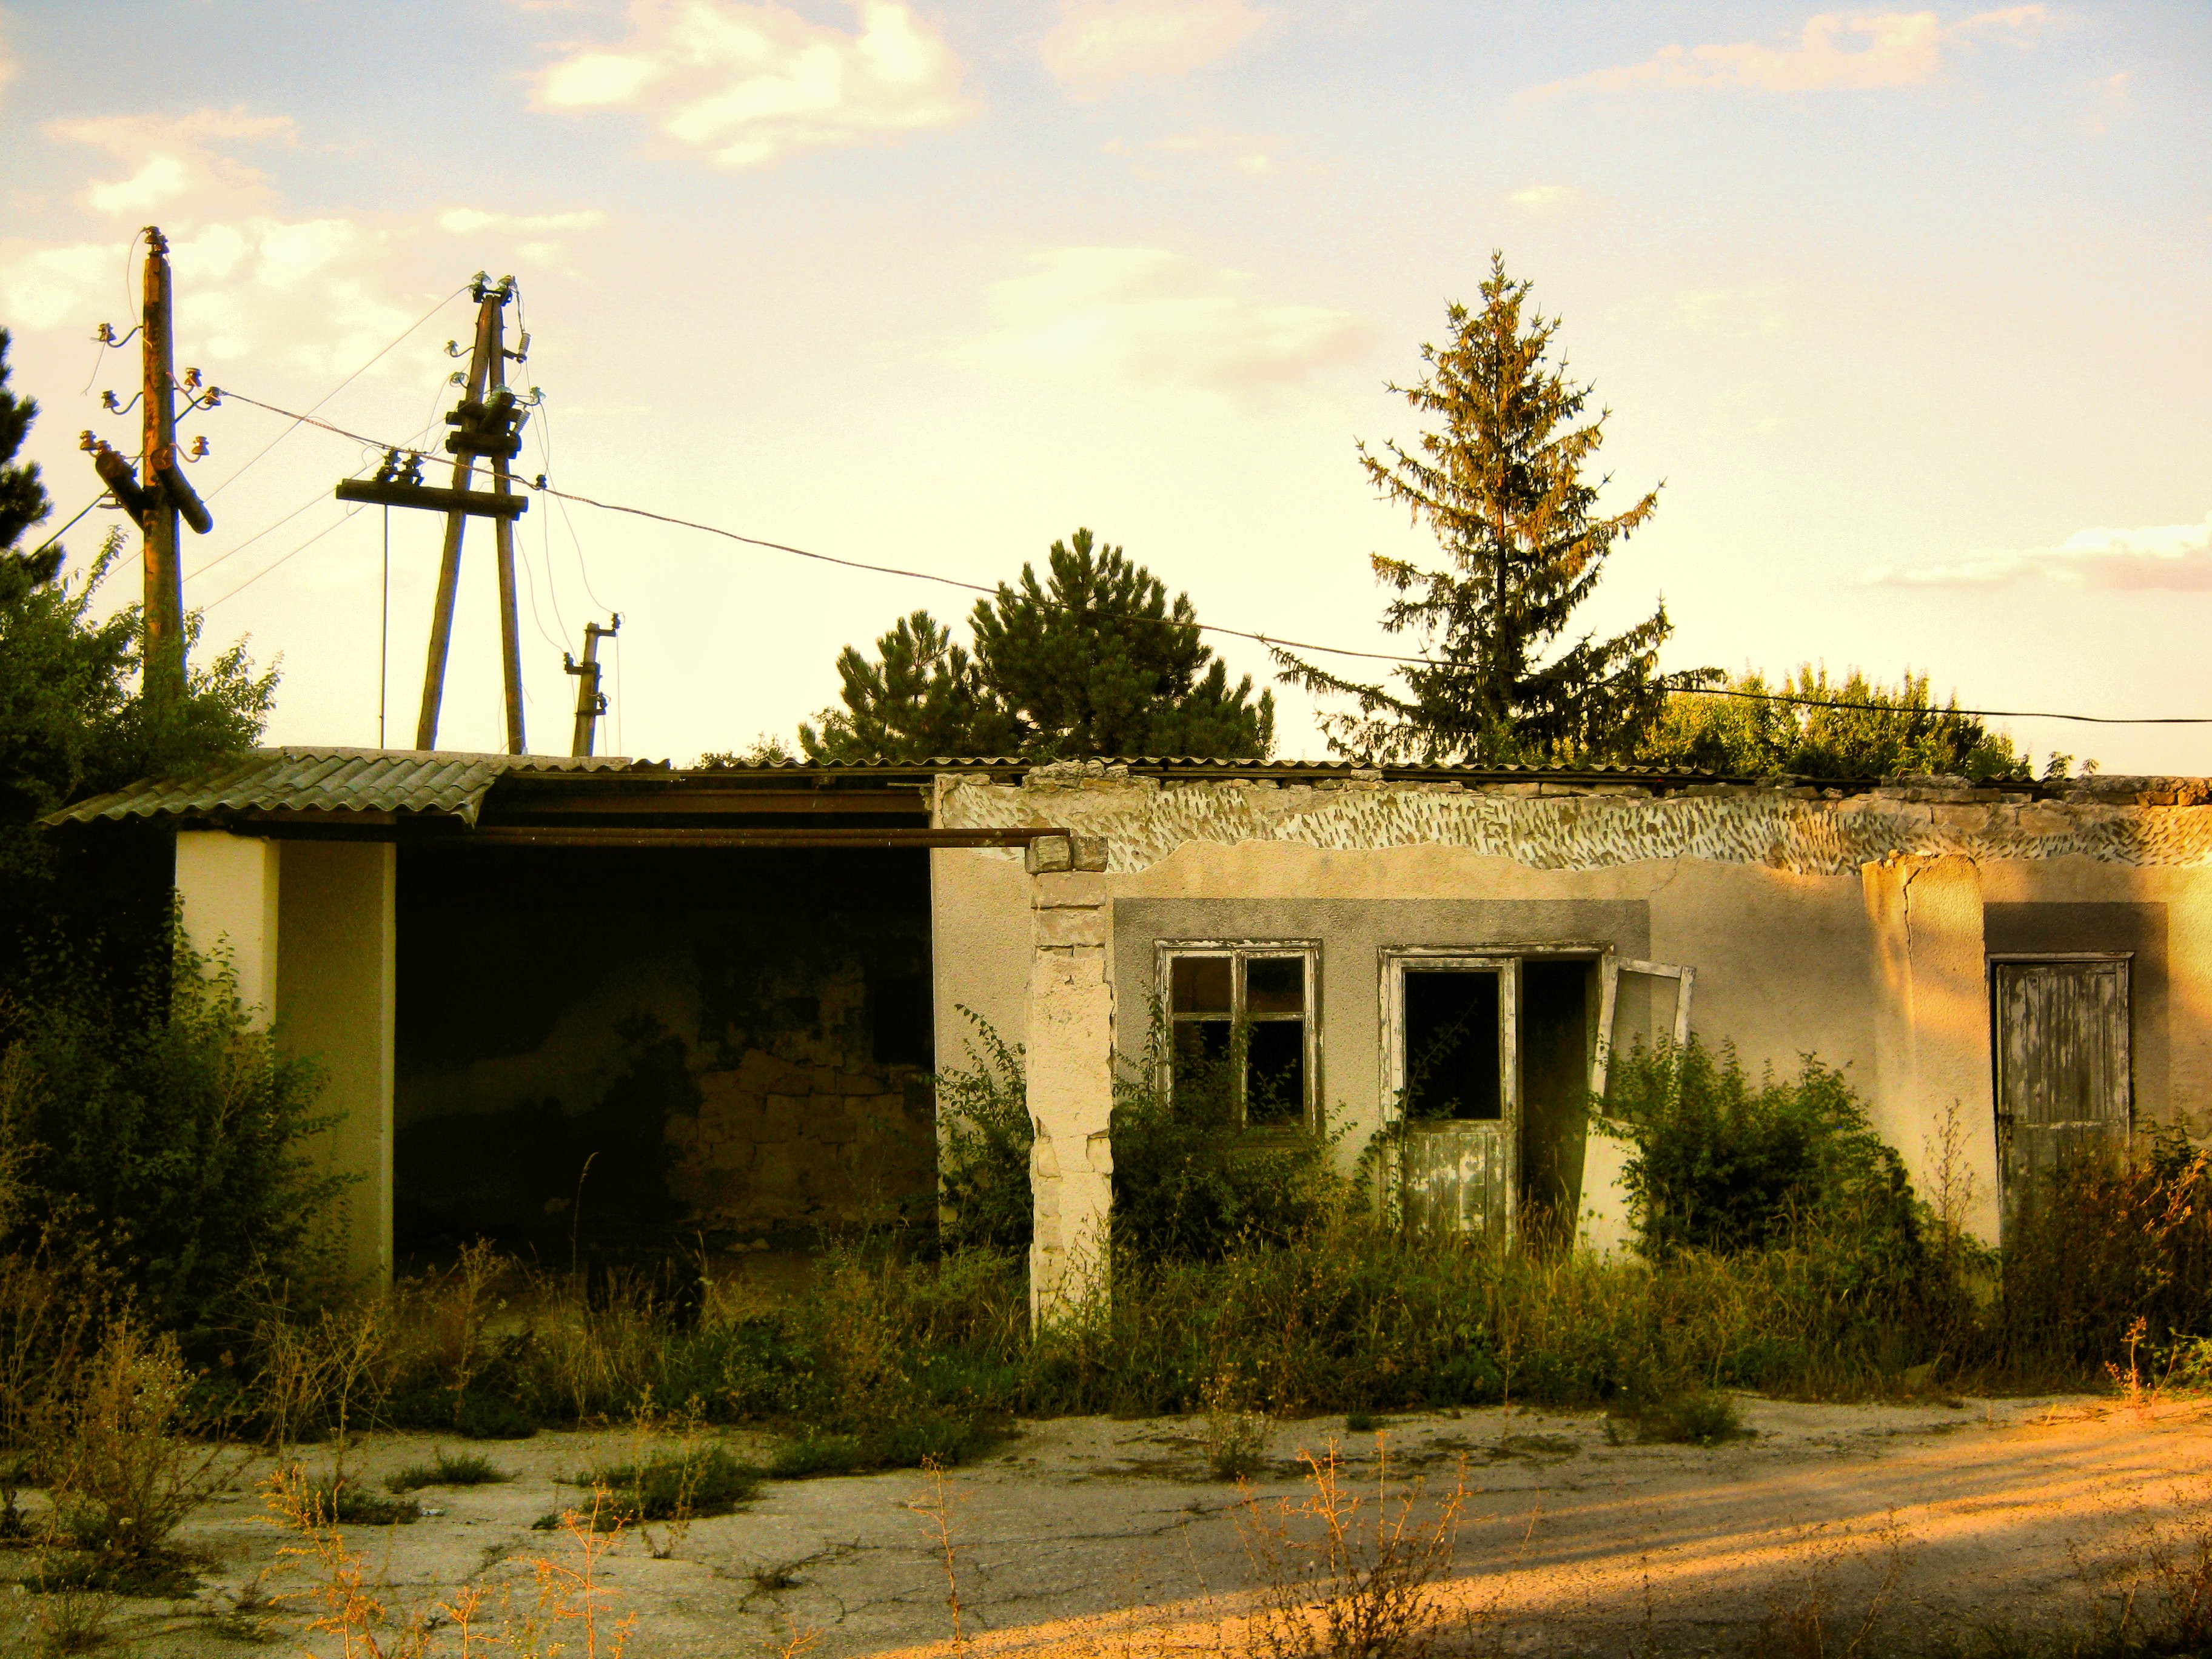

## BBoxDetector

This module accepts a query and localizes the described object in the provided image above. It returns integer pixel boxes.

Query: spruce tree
[1276,255,1685,764]
[799,529,1273,762]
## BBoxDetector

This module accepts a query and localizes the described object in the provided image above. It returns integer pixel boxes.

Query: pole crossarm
[336,477,528,519]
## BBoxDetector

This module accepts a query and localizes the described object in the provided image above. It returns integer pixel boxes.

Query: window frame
[1155,939,1323,1135]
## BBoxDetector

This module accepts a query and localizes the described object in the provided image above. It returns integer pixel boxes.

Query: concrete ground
[12,1393,2211,1658]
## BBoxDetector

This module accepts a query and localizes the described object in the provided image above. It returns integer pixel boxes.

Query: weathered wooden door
[1992,956,2132,1216]
[1384,956,1517,1236]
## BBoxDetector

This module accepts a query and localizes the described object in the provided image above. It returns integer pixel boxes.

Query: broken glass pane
[1171,955,1233,1014]
[1245,956,1304,1015]
[1245,1020,1306,1126]
[1404,970,1501,1121]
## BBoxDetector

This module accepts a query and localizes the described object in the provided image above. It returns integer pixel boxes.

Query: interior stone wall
[394,844,934,1256]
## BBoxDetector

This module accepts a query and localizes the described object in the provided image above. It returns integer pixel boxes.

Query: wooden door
[1385,956,1517,1236]
[1992,957,2132,1216]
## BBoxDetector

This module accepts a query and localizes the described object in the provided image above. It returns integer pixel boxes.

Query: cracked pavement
[35,1393,2212,1657]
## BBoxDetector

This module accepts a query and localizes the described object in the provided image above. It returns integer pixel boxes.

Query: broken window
[1164,945,1316,1130]
[1991,955,2132,1216]
[1592,957,1695,1100]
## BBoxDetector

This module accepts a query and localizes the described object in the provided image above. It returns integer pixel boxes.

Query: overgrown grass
[384,1449,510,1493]
[574,1443,762,1524]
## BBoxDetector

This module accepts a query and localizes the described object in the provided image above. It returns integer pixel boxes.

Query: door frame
[1380,951,1522,1234]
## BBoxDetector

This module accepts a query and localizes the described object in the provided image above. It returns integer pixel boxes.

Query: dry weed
[1203,1369,1271,1483]
[1748,1517,1912,1659]
[1238,1438,1468,1659]
[269,1469,635,1658]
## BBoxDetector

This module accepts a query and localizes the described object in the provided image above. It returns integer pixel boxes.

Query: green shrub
[295,1475,420,1527]
[2,936,340,1346]
[933,1012,1033,1253]
[1110,1018,1342,1265]
[1623,1387,1746,1447]
[384,1450,509,1493]
[1598,1039,1920,1272]
[583,1443,761,1523]
[769,1434,863,1479]
[1991,1124,2212,1378]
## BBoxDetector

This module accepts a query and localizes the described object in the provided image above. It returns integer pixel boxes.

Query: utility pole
[82,226,213,703]
[333,273,530,754]
[563,615,621,757]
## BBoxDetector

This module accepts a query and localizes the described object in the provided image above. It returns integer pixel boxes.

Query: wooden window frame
[1155,939,1323,1134]
[1378,951,1520,1130]
[1592,957,1695,1099]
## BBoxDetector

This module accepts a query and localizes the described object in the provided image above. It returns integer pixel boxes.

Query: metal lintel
[461,826,1064,849]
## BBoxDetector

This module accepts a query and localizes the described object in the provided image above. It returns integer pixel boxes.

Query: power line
[202,505,361,610]
[209,384,2212,729]
[27,491,113,559]
[202,285,468,501]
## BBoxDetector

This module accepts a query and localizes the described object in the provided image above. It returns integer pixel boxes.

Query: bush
[384,1450,509,1493]
[2,935,341,1346]
[1110,1018,1343,1265]
[1991,1124,2212,1379]
[582,1443,761,1523]
[933,1012,1033,1253]
[1598,1039,1920,1269]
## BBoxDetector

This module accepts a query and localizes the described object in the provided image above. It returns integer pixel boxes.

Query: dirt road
[59,1393,2212,1657]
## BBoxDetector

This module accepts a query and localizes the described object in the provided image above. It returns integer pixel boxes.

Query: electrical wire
[27,492,114,560]
[534,402,614,614]
[201,284,468,501]
[201,505,363,610]
[208,384,2212,728]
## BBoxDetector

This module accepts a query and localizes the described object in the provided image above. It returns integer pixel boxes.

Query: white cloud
[1508,183,1583,213]
[967,246,1373,402]
[1041,0,1263,98]
[1533,7,2047,98]
[1114,129,1272,174]
[0,112,611,380]
[534,0,971,169]
[1874,512,2212,590]
[49,109,295,217]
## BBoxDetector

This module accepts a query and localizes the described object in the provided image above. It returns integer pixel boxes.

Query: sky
[0,0,2207,772]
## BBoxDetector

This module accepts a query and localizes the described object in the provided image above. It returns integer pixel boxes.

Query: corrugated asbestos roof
[47,748,662,828]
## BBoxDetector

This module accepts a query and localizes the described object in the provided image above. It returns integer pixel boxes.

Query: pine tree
[797,611,1011,763]
[0,329,62,594]
[968,528,1272,760]
[1276,255,1686,765]
[799,530,1273,762]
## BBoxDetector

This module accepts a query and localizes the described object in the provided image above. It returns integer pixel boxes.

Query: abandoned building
[49,748,2212,1310]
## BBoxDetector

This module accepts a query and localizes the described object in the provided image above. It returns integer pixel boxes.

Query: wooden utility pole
[83,226,213,702]
[141,228,184,698]
[563,615,620,757]
[376,273,531,754]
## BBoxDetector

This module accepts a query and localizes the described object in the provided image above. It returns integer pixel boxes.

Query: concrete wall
[177,831,398,1286]
[931,772,2212,1255]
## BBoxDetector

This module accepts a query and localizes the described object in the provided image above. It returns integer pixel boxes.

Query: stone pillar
[1025,833,1113,1322]
[1863,854,2000,1242]
[175,830,280,1022]
[276,842,399,1287]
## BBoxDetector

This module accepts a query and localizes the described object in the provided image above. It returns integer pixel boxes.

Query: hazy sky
[2,0,2207,771]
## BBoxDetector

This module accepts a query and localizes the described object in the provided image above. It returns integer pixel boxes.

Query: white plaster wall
[175,831,280,1022]
[930,848,1032,1067]
[276,841,398,1287]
